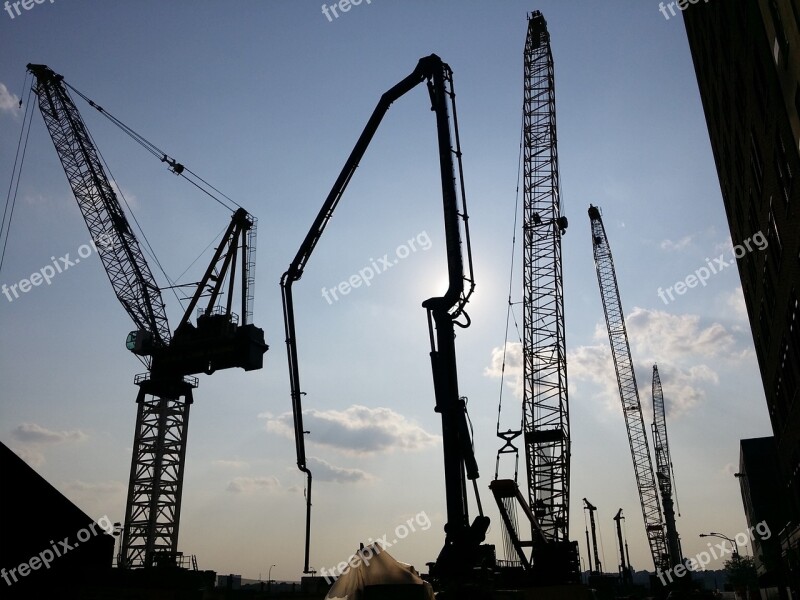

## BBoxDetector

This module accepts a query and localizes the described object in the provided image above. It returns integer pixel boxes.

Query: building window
[764,263,777,318]
[789,292,800,377]
[750,132,764,197]
[753,61,767,118]
[760,302,772,354]
[791,0,800,33]
[775,134,793,206]
[768,206,783,272]
[735,194,746,230]
[769,0,789,68]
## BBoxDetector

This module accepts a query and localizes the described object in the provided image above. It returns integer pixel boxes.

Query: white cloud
[64,480,125,494]
[12,422,88,444]
[484,342,523,399]
[264,405,440,454]
[660,235,694,251]
[567,343,619,412]
[0,83,20,114]
[226,476,281,493]
[724,287,748,324]
[307,456,373,483]
[567,309,741,418]
[212,459,248,470]
[626,307,735,359]
[9,445,45,467]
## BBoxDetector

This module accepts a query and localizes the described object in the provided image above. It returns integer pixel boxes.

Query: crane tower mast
[588,205,669,573]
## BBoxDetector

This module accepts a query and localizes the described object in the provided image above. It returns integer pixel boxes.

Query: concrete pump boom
[280,54,486,582]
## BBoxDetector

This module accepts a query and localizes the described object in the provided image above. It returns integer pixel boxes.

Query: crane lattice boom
[588,205,668,573]
[522,10,571,544]
[652,364,683,568]
[29,64,171,350]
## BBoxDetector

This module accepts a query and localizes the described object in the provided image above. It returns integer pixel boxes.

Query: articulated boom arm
[588,205,669,573]
[280,54,481,578]
[28,64,171,351]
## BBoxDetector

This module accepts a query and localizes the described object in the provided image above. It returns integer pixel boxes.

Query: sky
[0,0,773,583]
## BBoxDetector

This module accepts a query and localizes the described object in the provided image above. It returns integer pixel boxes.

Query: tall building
[738,437,789,590]
[682,0,800,595]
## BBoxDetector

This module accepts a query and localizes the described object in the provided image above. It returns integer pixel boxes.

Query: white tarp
[324,544,435,600]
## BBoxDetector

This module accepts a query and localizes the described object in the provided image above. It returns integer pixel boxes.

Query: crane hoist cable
[62,80,240,213]
[0,84,35,275]
[493,109,526,478]
[60,79,253,315]
[80,114,184,311]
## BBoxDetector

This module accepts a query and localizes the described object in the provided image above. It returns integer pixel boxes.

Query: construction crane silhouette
[27,64,267,568]
[588,204,669,573]
[613,508,633,585]
[583,499,602,576]
[491,11,578,584]
[281,54,489,592]
[651,364,684,570]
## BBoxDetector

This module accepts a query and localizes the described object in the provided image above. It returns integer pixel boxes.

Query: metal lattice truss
[522,11,571,544]
[120,377,195,567]
[652,365,672,498]
[29,65,171,349]
[589,206,669,572]
[652,364,683,568]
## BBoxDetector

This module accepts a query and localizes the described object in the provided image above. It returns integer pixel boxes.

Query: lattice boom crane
[652,364,683,569]
[588,204,668,573]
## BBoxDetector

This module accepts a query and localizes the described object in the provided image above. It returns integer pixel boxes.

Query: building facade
[683,0,800,596]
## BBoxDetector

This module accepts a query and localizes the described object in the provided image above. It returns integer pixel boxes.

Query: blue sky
[0,0,771,582]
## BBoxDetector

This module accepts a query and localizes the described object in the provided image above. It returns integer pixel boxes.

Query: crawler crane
[651,364,684,570]
[588,205,669,574]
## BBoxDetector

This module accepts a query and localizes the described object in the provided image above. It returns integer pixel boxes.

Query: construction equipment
[491,11,577,583]
[280,54,489,589]
[27,64,267,568]
[583,499,601,576]
[588,204,669,573]
[613,509,633,585]
[651,364,684,569]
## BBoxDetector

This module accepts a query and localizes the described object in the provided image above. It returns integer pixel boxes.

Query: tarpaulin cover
[324,544,435,600]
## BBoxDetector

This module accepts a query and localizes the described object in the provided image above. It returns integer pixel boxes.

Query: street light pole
[268,564,276,593]
[699,532,740,558]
